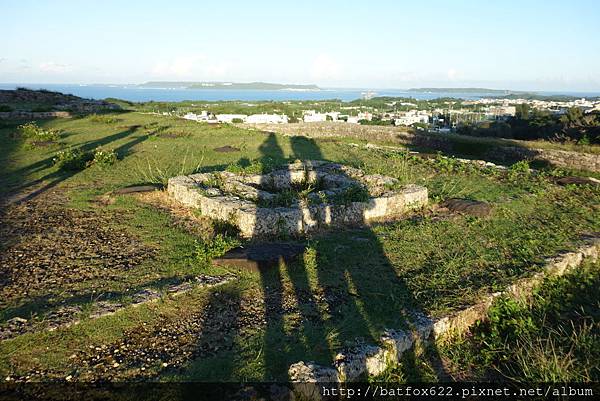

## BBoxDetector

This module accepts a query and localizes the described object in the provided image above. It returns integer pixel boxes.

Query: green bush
[93,148,118,166]
[18,122,60,142]
[18,122,40,137]
[0,105,13,112]
[53,148,92,171]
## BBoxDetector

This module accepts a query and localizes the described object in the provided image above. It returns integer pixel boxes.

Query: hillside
[0,88,119,112]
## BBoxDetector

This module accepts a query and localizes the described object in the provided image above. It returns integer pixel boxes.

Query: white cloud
[39,61,72,73]
[310,54,340,81]
[151,55,230,79]
[447,68,458,80]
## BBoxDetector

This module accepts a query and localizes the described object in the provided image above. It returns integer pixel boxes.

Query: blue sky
[1,0,599,90]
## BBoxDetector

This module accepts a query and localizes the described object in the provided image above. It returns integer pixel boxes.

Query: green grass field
[1,111,599,382]
[375,259,600,383]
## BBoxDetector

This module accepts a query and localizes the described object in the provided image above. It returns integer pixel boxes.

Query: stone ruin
[168,160,428,238]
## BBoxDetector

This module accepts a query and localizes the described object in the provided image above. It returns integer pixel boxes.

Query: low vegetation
[458,106,600,144]
[52,147,92,171]
[0,110,598,382]
[439,260,600,382]
[92,148,118,166]
[18,121,61,143]
[88,114,122,124]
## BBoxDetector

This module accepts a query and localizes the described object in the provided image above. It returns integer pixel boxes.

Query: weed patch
[53,148,93,171]
[439,260,600,381]
[18,122,60,143]
[195,234,240,264]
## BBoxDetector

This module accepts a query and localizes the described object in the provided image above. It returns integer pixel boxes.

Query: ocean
[1,83,598,103]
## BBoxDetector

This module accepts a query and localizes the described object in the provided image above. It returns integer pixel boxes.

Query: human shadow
[250,134,448,381]
[185,132,451,383]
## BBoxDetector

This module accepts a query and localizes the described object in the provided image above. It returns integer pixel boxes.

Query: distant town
[173,95,600,134]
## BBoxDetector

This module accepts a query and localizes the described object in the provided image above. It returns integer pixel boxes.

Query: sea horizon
[2,83,600,103]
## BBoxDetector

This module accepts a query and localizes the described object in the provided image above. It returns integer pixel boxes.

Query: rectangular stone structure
[167,161,428,238]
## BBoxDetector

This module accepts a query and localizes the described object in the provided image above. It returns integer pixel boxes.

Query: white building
[485,106,516,118]
[246,114,289,124]
[327,112,341,121]
[303,110,327,122]
[394,110,430,126]
[216,114,247,123]
[183,112,200,121]
[182,110,215,122]
[357,111,373,121]
[304,114,327,122]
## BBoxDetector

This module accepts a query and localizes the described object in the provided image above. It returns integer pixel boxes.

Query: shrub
[578,134,590,146]
[259,188,296,208]
[53,148,92,171]
[93,148,118,166]
[18,122,60,142]
[18,122,41,137]
[0,105,13,112]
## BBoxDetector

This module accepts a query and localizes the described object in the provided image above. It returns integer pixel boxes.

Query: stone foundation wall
[168,161,428,238]
[0,111,71,119]
[242,122,600,172]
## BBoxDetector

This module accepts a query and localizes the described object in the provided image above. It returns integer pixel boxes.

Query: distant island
[408,87,524,95]
[138,81,321,91]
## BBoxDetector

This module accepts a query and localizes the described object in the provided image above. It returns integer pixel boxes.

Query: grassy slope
[441,259,600,382]
[373,260,600,383]
[0,112,598,381]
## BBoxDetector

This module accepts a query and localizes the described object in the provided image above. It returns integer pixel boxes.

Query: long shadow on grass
[252,134,442,380]
[0,121,23,190]
[7,126,147,202]
[182,133,451,381]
